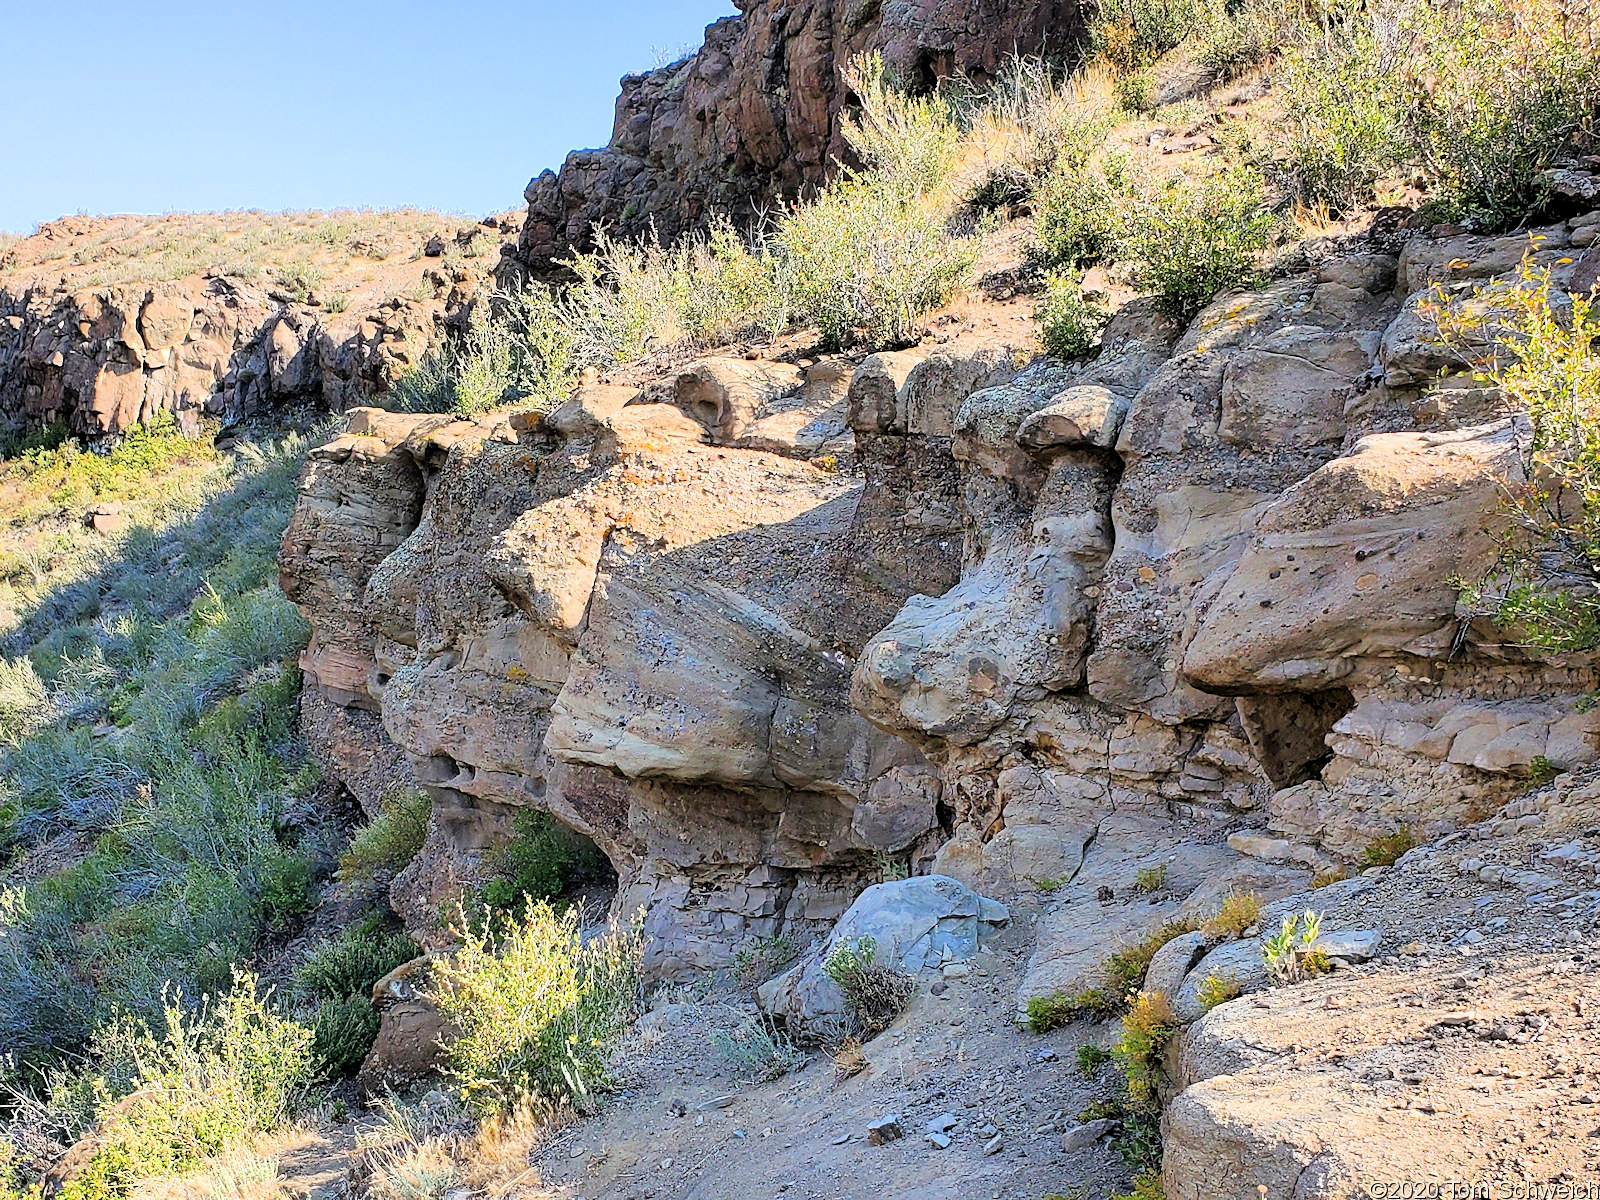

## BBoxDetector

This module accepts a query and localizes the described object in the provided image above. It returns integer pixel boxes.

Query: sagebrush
[429,900,643,1115]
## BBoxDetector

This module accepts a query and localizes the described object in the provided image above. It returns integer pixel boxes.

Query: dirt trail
[530,906,1128,1200]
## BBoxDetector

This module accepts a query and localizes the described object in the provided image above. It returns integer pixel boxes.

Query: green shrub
[776,174,976,350]
[1437,267,1600,649]
[296,929,419,1002]
[562,222,786,365]
[0,658,51,746]
[1524,754,1560,786]
[731,934,798,987]
[1197,971,1241,1011]
[258,852,314,930]
[1115,68,1154,113]
[339,787,432,884]
[1079,1098,1124,1123]
[710,1016,807,1081]
[429,900,643,1116]
[1201,890,1261,939]
[958,57,1121,207]
[1035,272,1109,359]
[0,431,319,1096]
[1133,864,1168,894]
[841,54,963,199]
[1126,165,1274,320]
[1076,1043,1113,1077]
[1026,986,1121,1033]
[1113,1170,1166,1200]
[1359,827,1416,869]
[1114,1104,1165,1176]
[1400,0,1600,226]
[1030,164,1121,272]
[1104,917,1200,999]
[1189,0,1297,83]
[482,808,609,914]
[56,972,312,1200]
[295,928,417,1080]
[1092,0,1206,74]
[820,936,917,1036]
[309,993,381,1080]
[1278,33,1406,214]
[1279,0,1600,226]
[389,280,580,418]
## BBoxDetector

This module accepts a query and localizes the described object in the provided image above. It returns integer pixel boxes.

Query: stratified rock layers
[281,217,1600,984]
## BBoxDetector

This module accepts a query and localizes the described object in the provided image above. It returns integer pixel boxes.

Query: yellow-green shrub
[1438,266,1600,648]
[429,900,642,1116]
[1126,165,1274,320]
[1114,990,1176,1104]
[1201,890,1261,939]
[1104,917,1200,998]
[57,973,311,1200]
[339,786,431,884]
[1197,971,1242,1011]
[775,174,976,350]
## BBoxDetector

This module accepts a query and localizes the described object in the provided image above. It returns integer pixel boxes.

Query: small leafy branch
[1428,260,1600,652]
[1262,909,1331,985]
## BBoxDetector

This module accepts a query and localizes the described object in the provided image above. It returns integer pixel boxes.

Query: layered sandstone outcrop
[516,0,1087,267]
[0,212,516,439]
[281,213,1600,993]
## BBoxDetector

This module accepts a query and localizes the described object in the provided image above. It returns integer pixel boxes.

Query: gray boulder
[1143,929,1210,1000]
[759,875,1009,1042]
[1172,939,1269,1024]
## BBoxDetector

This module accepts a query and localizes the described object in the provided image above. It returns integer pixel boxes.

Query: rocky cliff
[516,0,1086,267]
[281,211,1600,991]
[0,210,518,440]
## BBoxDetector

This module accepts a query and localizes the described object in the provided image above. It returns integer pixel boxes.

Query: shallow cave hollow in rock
[1234,688,1355,788]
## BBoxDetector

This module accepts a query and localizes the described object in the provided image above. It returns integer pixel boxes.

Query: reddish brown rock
[516,0,1088,268]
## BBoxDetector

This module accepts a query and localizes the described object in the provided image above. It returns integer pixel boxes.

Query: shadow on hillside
[4,437,310,665]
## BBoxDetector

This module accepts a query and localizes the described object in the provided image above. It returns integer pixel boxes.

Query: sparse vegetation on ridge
[0,209,453,290]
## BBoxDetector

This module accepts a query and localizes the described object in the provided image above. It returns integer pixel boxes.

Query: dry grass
[359,1093,569,1200]
[831,1037,869,1081]
[951,61,1121,206]
[0,208,477,291]
[131,1145,283,1200]
[1201,891,1262,940]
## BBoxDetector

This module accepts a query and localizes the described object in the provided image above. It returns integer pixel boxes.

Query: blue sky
[0,1,738,233]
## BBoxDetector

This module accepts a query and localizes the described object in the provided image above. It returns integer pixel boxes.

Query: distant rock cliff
[517,0,1087,267]
[0,211,519,440]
